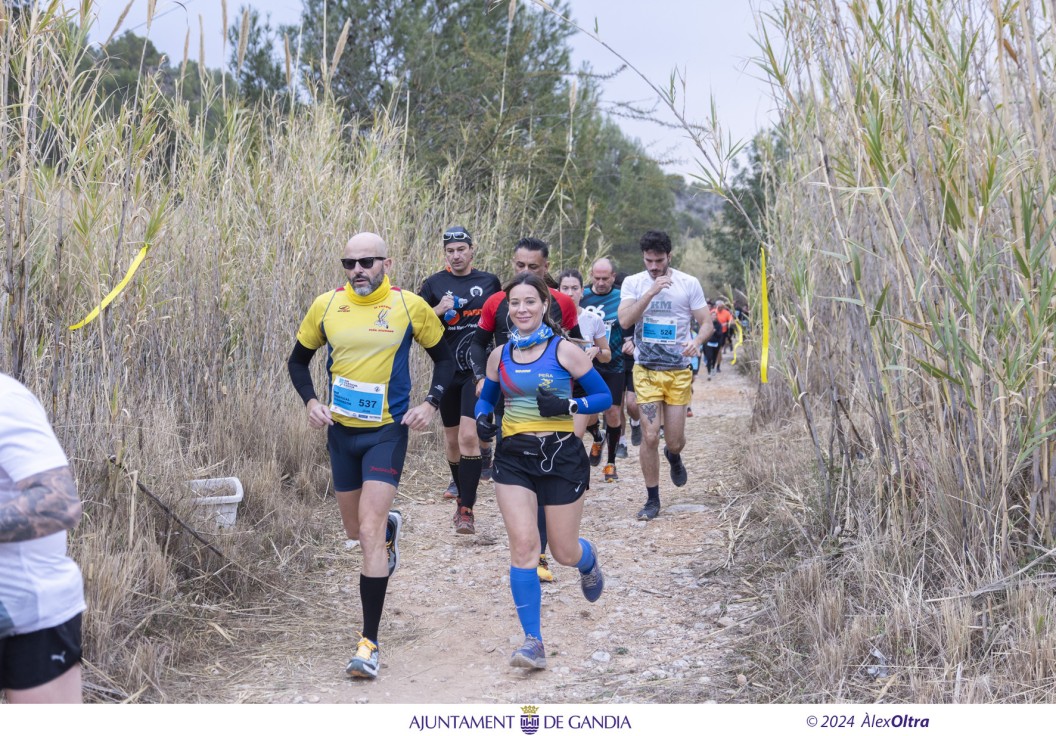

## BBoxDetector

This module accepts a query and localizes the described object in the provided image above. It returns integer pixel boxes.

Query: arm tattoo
[0,466,83,543]
[639,402,660,424]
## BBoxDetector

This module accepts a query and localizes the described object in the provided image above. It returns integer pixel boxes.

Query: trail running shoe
[386,509,402,576]
[345,635,380,678]
[480,448,493,481]
[588,440,603,467]
[537,554,554,583]
[443,480,458,499]
[455,506,475,535]
[603,463,618,483]
[579,541,604,602]
[637,498,660,521]
[664,447,688,487]
[510,635,547,669]
[630,423,642,446]
[615,440,628,459]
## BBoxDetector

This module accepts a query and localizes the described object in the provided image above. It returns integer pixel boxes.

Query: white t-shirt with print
[620,268,707,370]
[0,374,85,637]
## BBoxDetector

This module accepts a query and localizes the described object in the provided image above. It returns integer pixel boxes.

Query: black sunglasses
[442,231,472,243]
[340,256,384,270]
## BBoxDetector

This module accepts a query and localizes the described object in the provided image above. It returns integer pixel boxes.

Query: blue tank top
[498,337,575,436]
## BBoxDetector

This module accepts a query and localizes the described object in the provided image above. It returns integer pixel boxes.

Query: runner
[473,272,609,669]
[287,232,454,679]
[618,230,714,520]
[557,269,611,441]
[581,258,627,482]
[712,299,735,373]
[1,373,85,704]
[470,236,580,583]
[613,271,640,457]
[418,226,502,534]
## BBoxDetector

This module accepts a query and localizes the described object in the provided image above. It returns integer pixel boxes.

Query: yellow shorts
[632,365,693,406]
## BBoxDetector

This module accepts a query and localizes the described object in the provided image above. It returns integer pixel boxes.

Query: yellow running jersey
[296,276,444,428]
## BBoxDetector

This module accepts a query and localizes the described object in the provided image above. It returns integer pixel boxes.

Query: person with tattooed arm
[0,373,85,703]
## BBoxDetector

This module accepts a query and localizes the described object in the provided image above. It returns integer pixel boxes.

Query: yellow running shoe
[537,554,554,583]
[603,463,618,482]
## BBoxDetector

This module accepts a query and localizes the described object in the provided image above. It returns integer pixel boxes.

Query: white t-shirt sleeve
[688,276,707,312]
[0,379,69,482]
[620,274,643,302]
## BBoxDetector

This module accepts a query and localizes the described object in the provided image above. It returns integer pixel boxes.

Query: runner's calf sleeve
[360,574,390,643]
[458,455,482,508]
[510,566,542,641]
[575,538,596,573]
[606,426,621,464]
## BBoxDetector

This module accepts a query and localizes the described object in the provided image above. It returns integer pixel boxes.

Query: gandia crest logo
[519,705,540,735]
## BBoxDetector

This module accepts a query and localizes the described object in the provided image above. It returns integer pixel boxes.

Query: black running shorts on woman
[492,432,589,505]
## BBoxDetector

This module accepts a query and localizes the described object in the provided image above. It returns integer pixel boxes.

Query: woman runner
[474,273,610,669]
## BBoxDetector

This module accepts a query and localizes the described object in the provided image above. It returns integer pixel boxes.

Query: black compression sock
[458,454,482,508]
[647,485,660,502]
[606,426,622,464]
[587,422,602,442]
[360,574,390,643]
[447,460,461,494]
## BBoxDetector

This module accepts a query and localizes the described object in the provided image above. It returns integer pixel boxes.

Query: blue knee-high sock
[575,538,596,573]
[510,566,542,641]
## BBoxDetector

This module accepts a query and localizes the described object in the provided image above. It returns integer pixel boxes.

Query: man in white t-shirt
[0,373,85,703]
[618,231,714,520]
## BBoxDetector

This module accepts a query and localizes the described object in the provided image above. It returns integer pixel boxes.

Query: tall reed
[0,1,561,699]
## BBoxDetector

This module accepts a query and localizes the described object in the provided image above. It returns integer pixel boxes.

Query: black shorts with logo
[492,432,589,505]
[327,421,409,490]
[0,613,82,691]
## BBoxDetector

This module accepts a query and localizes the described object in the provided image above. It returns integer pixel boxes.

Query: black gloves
[475,413,498,441]
[536,387,573,417]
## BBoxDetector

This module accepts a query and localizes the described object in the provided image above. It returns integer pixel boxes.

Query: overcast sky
[63,0,778,178]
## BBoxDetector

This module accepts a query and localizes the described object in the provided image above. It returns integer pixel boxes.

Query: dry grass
[0,2,580,700]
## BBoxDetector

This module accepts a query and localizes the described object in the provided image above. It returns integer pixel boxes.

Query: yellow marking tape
[69,245,149,330]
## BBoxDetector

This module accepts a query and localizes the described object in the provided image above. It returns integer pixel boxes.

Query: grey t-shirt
[620,268,707,370]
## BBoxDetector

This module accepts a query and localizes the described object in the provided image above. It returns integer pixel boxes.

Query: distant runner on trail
[418,226,501,535]
[618,230,714,521]
[470,236,581,584]
[1,373,85,704]
[557,268,611,443]
[287,232,454,680]
[473,272,609,670]
[581,258,626,482]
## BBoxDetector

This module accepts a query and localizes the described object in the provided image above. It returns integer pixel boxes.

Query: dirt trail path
[168,365,757,704]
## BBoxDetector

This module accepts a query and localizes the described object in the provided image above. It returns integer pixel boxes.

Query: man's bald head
[590,257,617,295]
[344,231,388,258]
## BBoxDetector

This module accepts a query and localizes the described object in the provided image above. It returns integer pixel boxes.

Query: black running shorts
[438,371,478,428]
[0,613,82,691]
[492,432,589,505]
[327,422,409,491]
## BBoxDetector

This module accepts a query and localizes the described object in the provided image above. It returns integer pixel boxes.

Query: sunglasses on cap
[340,256,384,270]
[443,231,472,243]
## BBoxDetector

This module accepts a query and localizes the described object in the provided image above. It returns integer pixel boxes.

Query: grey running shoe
[346,635,380,678]
[630,423,642,446]
[615,440,628,459]
[637,498,660,520]
[443,480,458,499]
[510,635,546,669]
[386,509,402,576]
[664,447,688,487]
[579,541,604,602]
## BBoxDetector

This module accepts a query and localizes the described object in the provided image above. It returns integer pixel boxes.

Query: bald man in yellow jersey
[288,232,454,679]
